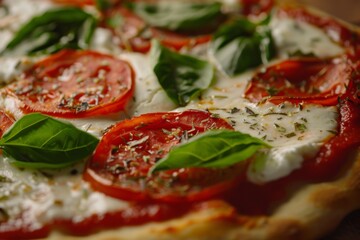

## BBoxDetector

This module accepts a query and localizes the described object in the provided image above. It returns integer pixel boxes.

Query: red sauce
[222,179,288,215]
[53,203,191,236]
[0,203,191,239]
[0,211,51,240]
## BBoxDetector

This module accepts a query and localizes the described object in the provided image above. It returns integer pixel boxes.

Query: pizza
[0,0,360,239]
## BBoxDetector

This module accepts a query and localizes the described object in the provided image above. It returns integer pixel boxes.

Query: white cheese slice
[2,0,53,31]
[248,142,320,184]
[0,57,36,84]
[121,53,177,116]
[0,0,54,83]
[271,17,344,58]
[0,160,129,226]
[90,28,121,54]
[182,75,339,184]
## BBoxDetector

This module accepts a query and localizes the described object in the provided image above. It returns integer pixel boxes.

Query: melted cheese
[271,17,344,58]
[121,53,177,116]
[183,91,338,183]
[0,0,53,51]
[0,160,129,227]
[0,0,53,83]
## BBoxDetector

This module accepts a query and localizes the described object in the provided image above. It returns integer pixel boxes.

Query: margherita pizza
[0,0,360,239]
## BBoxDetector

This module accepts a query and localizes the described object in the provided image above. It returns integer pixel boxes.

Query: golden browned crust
[45,2,360,240]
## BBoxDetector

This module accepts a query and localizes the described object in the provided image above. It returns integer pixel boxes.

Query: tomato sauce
[0,204,190,239]
[53,203,191,236]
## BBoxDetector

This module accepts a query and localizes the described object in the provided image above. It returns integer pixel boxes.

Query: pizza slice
[0,0,360,239]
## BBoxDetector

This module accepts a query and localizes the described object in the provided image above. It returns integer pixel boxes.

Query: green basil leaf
[127,1,223,31]
[151,40,214,106]
[1,8,97,56]
[210,17,276,76]
[150,130,270,173]
[0,113,99,169]
[96,0,111,11]
[106,12,124,28]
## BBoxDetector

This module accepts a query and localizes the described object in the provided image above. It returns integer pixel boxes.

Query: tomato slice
[0,110,14,137]
[6,50,134,118]
[104,7,213,53]
[84,110,243,203]
[299,61,360,180]
[51,0,95,6]
[244,58,353,106]
[240,0,274,16]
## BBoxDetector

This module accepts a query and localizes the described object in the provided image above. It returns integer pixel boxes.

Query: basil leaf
[1,8,97,56]
[106,13,124,28]
[210,17,276,76]
[151,40,214,106]
[150,130,269,173]
[0,113,99,169]
[96,0,111,11]
[127,2,223,31]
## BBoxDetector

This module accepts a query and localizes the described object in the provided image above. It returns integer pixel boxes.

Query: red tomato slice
[104,7,213,53]
[84,110,244,203]
[299,62,360,180]
[240,0,274,16]
[0,110,15,137]
[51,0,95,6]
[6,50,134,118]
[244,58,353,106]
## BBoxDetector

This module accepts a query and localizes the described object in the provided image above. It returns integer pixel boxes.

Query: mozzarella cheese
[0,160,129,228]
[0,0,342,229]
[271,17,344,58]
[184,99,338,183]
[121,53,177,116]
